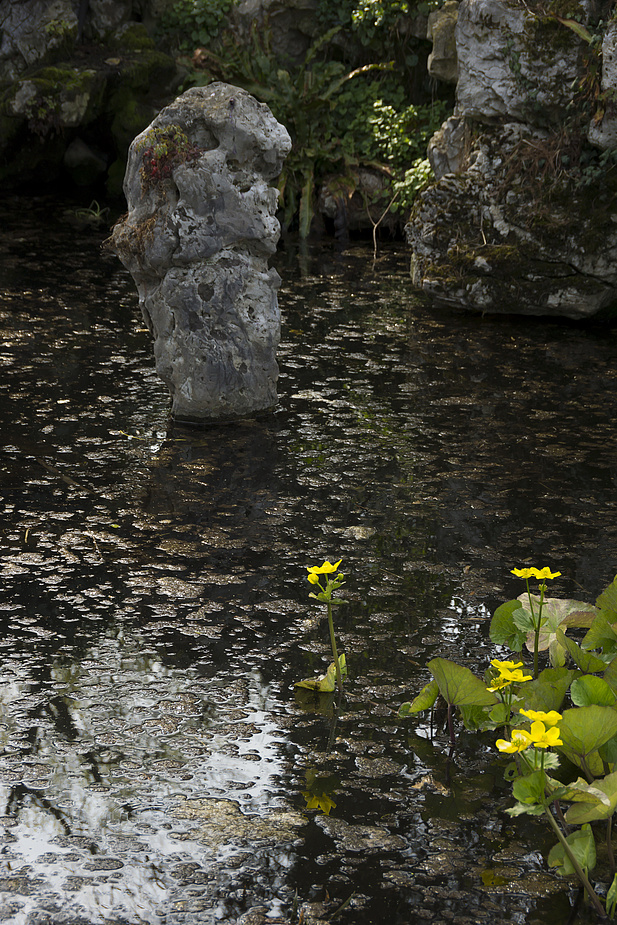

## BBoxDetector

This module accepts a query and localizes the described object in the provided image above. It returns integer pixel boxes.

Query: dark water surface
[0,196,616,924]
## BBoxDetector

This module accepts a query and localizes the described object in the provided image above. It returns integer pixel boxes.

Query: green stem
[543,806,606,919]
[327,600,343,691]
[447,702,456,749]
[553,799,570,836]
[526,577,541,679]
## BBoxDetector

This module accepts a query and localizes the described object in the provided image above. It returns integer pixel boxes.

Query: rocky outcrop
[407,0,617,319]
[111,82,291,423]
[0,1,179,193]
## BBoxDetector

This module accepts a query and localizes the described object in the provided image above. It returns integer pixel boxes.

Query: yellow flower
[532,567,561,580]
[307,573,321,585]
[487,676,511,692]
[520,708,562,726]
[528,720,563,749]
[487,659,532,690]
[496,729,533,754]
[491,659,525,672]
[511,567,561,580]
[506,669,533,683]
[511,568,536,579]
[307,559,342,577]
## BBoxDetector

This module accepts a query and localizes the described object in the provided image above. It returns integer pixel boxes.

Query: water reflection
[0,197,615,923]
[0,626,297,923]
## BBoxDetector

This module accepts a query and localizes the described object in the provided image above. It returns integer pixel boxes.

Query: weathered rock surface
[427,1,459,84]
[588,20,617,150]
[427,113,467,179]
[0,2,179,192]
[409,122,617,318]
[111,82,291,423]
[456,0,586,124]
[409,0,617,318]
[0,0,76,80]
[232,0,320,63]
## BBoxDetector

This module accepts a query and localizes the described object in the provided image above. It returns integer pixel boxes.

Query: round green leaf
[490,599,527,651]
[399,677,439,716]
[559,704,617,765]
[428,658,498,707]
[570,675,616,707]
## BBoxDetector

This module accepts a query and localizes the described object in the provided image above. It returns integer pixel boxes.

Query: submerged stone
[111,82,291,423]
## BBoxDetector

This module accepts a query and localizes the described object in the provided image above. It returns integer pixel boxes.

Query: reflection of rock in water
[0,632,300,923]
[143,420,280,567]
[111,83,291,423]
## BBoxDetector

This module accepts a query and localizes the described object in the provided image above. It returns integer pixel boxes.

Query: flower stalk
[543,807,606,919]
[306,559,346,692]
[511,567,561,678]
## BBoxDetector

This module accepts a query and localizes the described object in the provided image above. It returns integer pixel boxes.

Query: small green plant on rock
[138,125,201,190]
[400,568,617,918]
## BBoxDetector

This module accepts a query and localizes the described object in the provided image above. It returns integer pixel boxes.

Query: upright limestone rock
[408,0,617,319]
[112,82,291,423]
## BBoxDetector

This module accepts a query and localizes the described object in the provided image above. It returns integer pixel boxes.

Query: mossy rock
[7,66,107,130]
[107,23,156,52]
[407,122,617,318]
[123,49,178,93]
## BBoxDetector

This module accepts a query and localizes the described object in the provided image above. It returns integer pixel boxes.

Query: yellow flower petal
[532,567,561,580]
[507,669,533,683]
[491,659,524,672]
[487,660,532,689]
[496,729,533,753]
[487,678,510,692]
[520,708,562,726]
[511,566,561,580]
[307,559,342,575]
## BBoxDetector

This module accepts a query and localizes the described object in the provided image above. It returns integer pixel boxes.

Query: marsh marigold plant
[295,558,346,694]
[399,569,617,919]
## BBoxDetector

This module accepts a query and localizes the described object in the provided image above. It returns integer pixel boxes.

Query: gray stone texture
[427,1,459,84]
[410,0,617,318]
[231,0,320,63]
[455,0,586,124]
[0,0,77,80]
[588,20,617,150]
[112,82,291,423]
[427,113,467,180]
[408,123,617,319]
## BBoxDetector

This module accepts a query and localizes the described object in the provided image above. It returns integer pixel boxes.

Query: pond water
[0,195,616,925]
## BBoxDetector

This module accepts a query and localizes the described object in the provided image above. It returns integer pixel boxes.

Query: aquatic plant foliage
[400,571,617,918]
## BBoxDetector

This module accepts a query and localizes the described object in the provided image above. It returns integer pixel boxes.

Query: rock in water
[111,82,291,423]
[408,0,617,319]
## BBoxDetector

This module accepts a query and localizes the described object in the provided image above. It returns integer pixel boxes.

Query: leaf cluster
[157,0,233,54]
[137,126,201,190]
[400,574,617,914]
[316,0,442,80]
